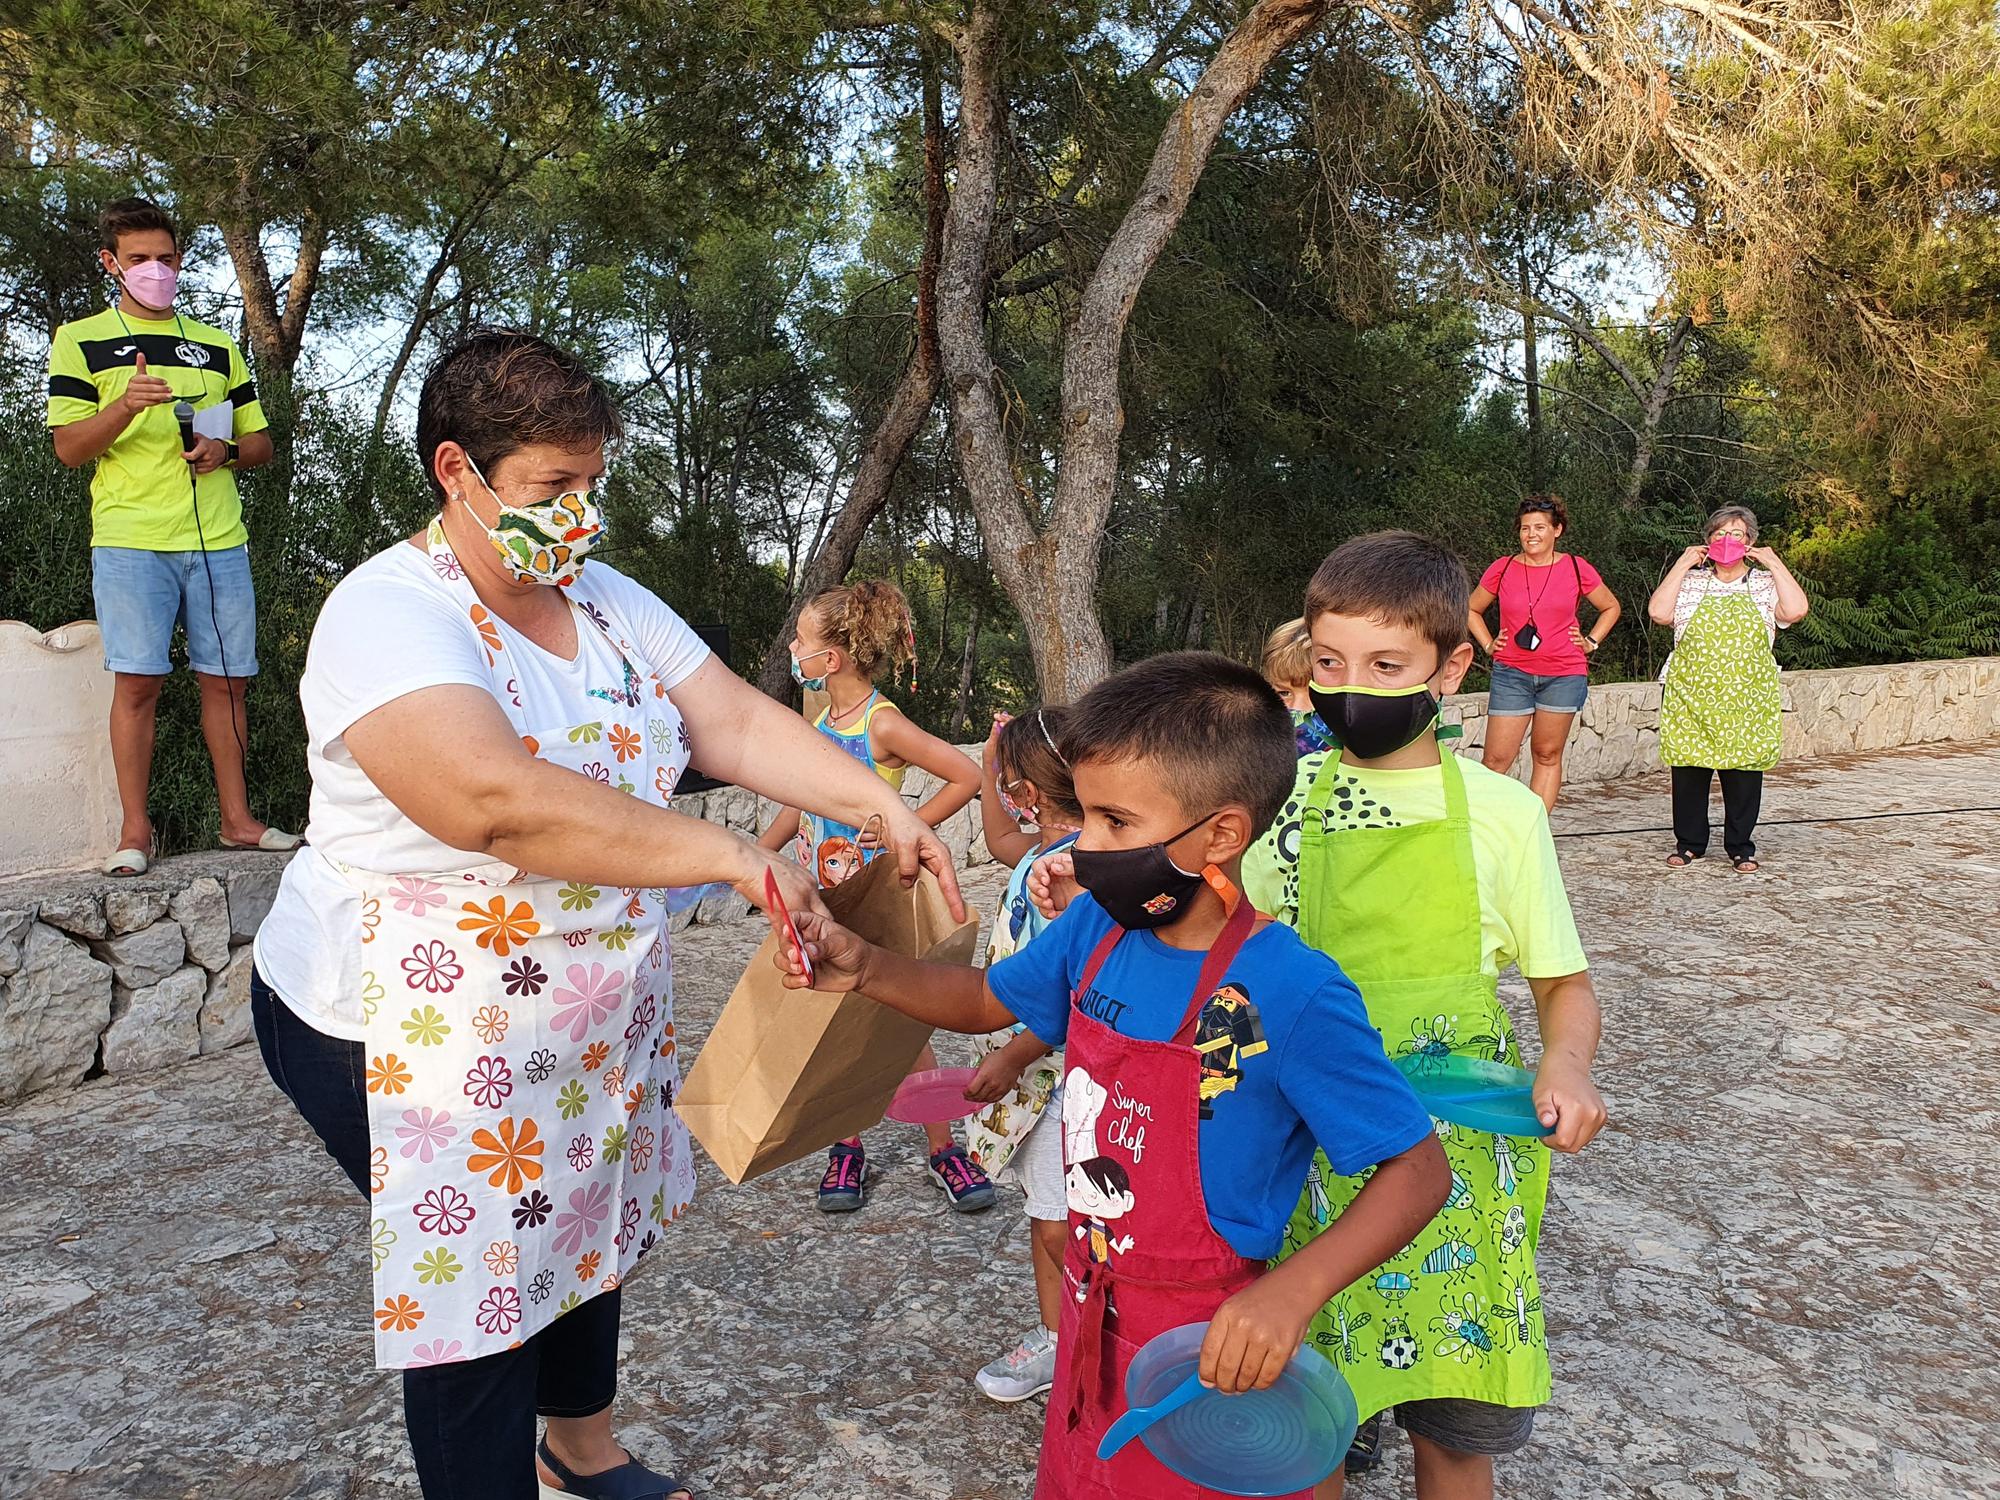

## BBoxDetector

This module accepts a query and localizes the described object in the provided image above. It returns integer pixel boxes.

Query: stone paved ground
[4,739,1998,1500]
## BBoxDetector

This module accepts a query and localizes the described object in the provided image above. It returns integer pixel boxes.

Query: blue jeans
[92,544,259,677]
[251,969,620,1500]
[1486,662,1587,717]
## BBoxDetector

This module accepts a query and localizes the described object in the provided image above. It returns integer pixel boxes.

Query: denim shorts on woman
[92,544,259,677]
[1486,661,1586,717]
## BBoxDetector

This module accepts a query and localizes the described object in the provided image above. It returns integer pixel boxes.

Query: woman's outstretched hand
[877,803,968,922]
[734,845,829,926]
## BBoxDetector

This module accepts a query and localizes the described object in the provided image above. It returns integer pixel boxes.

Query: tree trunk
[939,0,1331,702]
[754,39,948,699]
[1520,255,1543,489]
[1622,315,1693,510]
[947,598,983,740]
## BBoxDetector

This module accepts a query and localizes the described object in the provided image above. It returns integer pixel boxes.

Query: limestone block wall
[0,854,284,1106]
[1455,656,2000,785]
[0,656,1992,1106]
[0,622,120,877]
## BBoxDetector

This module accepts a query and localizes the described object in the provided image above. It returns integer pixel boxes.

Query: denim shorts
[1487,661,1586,717]
[92,544,259,677]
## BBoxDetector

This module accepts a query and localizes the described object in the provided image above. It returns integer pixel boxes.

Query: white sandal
[102,841,154,876]
[219,828,302,852]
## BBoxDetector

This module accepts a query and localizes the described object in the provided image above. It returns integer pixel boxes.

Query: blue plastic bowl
[1395,1053,1553,1138]
[1122,1321,1358,1496]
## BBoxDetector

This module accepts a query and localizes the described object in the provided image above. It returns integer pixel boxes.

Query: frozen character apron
[356,520,697,1368]
[1658,584,1783,771]
[793,692,905,888]
[965,833,1079,1174]
[1278,749,1551,1418]
[1037,898,1309,1500]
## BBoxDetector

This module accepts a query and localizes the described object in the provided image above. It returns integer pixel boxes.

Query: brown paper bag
[676,853,981,1183]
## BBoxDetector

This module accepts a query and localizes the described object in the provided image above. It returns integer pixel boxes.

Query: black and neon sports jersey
[46,306,269,551]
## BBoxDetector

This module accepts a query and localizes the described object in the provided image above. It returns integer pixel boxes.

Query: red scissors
[763,868,814,985]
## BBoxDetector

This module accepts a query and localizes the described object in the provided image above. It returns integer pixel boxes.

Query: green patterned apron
[1658,587,1783,771]
[1277,749,1552,1418]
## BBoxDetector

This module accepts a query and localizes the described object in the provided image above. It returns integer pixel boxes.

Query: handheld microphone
[174,400,196,460]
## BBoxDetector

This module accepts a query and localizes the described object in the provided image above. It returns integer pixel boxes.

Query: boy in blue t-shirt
[780,651,1450,1500]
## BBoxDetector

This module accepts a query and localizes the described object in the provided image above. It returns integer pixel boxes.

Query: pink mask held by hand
[1707,534,1748,567]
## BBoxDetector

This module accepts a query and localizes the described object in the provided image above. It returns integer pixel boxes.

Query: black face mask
[1071,813,1216,930]
[1307,683,1441,761]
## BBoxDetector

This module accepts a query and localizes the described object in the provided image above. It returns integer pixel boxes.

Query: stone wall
[1,656,1992,1106]
[0,621,121,878]
[1454,655,2000,785]
[0,855,283,1106]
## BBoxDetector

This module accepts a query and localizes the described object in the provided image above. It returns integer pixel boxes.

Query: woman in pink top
[1467,495,1623,810]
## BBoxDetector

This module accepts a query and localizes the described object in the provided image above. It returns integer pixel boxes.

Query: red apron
[1036,897,1310,1500]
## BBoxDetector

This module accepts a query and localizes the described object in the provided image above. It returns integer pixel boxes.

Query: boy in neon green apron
[1244,531,1608,1499]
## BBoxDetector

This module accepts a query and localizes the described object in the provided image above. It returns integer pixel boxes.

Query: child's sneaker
[816,1141,868,1212]
[975,1324,1058,1402]
[926,1143,996,1212]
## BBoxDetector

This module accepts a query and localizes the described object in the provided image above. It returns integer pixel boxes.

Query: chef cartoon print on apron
[356,520,698,1368]
[1036,898,1312,1500]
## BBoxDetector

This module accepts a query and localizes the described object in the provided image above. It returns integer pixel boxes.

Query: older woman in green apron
[250,331,962,1500]
[1646,506,1811,872]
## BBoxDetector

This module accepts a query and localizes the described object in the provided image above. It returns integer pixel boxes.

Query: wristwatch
[223,441,241,468]
[1583,636,1600,654]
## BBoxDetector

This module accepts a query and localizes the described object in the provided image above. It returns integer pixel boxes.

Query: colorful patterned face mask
[461,450,604,587]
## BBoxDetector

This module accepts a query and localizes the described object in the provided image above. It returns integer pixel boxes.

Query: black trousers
[1670,765,1764,860]
[252,970,621,1500]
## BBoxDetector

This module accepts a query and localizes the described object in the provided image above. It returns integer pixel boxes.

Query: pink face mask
[1707,534,1748,567]
[119,259,178,311]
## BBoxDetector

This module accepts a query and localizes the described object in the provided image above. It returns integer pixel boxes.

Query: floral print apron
[356,521,697,1369]
[1277,749,1552,1419]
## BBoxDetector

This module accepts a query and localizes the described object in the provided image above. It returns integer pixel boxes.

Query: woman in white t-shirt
[1646,505,1811,872]
[250,331,963,1500]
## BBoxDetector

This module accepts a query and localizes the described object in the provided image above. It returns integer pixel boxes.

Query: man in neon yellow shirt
[48,197,297,873]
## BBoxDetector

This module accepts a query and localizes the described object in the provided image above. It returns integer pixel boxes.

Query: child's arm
[966,1028,1051,1103]
[756,806,801,853]
[781,909,1022,1034]
[871,708,980,828]
[1201,1137,1450,1394]
[976,713,1040,869]
[1529,970,1606,1152]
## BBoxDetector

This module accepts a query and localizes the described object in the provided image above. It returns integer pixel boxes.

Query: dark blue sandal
[537,1436,693,1500]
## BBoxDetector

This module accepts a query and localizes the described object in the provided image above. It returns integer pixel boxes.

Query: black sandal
[1344,1412,1385,1474]
[537,1437,692,1500]
[1729,853,1760,873]
[1666,849,1702,868]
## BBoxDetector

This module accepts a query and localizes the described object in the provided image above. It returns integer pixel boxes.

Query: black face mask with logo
[1070,813,1216,930]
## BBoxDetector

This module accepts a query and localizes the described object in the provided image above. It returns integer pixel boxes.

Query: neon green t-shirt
[1244,749,1589,980]
[46,307,268,551]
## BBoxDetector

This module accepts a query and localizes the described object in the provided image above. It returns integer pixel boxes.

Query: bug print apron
[355,522,697,1369]
[1037,898,1310,1500]
[1659,587,1783,771]
[1278,749,1552,1418]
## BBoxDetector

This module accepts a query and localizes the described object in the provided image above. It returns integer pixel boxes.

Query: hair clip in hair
[1037,709,1067,766]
